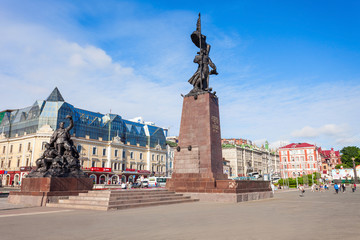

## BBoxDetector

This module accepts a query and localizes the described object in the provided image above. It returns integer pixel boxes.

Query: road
[0,188,359,240]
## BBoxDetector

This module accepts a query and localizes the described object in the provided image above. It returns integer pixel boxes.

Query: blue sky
[0,0,359,150]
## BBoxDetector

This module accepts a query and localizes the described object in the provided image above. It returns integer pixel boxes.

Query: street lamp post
[352,157,358,184]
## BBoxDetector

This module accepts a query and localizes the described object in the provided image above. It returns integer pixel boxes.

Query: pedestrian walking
[351,183,356,192]
[342,183,346,192]
[334,184,339,194]
[299,185,305,197]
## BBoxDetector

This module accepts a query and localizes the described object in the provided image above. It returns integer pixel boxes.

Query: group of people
[311,184,330,192]
[120,181,133,189]
[299,182,357,196]
[334,183,356,194]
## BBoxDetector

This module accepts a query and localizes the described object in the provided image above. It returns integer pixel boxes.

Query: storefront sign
[125,168,137,172]
[138,170,151,174]
[90,167,112,172]
[0,170,5,174]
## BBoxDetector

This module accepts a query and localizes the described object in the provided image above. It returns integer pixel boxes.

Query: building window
[103,148,106,156]
[28,142,31,151]
[102,161,105,168]
[161,155,163,161]
[130,152,134,159]
[77,145,82,153]
[2,146,5,154]
[92,147,97,155]
[122,151,126,159]
[122,163,125,171]
[157,155,159,161]
[42,142,46,150]
[140,153,143,160]
[92,161,96,167]
[152,154,154,161]
[26,158,29,166]
[19,144,22,152]
[10,145,13,153]
[115,150,118,157]
[1,160,3,168]
[8,160,11,168]
[17,159,20,167]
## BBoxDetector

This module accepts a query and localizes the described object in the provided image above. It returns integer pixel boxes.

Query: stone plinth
[171,92,227,180]
[8,177,93,206]
[166,92,272,202]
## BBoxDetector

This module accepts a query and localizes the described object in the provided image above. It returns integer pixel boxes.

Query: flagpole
[198,13,203,90]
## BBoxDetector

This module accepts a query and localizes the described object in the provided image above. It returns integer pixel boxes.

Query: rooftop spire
[46,87,65,102]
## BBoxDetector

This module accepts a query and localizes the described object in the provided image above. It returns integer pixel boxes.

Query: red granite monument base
[8,177,93,206]
[166,92,273,202]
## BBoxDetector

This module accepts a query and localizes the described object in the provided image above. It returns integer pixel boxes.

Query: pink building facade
[318,147,341,175]
[278,143,321,178]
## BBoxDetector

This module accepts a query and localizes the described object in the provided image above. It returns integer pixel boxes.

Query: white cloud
[0,12,187,135]
[0,2,359,151]
[291,124,346,138]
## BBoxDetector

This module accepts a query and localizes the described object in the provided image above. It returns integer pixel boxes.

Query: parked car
[141,179,149,188]
[271,176,280,183]
[148,177,170,187]
[132,182,142,188]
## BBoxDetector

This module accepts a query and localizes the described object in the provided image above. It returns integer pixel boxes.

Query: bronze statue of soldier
[49,115,73,156]
[188,13,218,95]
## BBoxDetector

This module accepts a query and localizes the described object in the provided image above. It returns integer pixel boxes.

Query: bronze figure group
[27,115,87,178]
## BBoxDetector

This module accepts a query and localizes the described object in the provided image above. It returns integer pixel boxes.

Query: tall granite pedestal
[166,92,273,202]
[8,178,93,206]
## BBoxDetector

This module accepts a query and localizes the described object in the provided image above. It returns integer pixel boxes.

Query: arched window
[128,175,134,183]
[89,174,97,184]
[99,175,106,184]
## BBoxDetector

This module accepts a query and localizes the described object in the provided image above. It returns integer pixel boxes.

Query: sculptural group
[27,115,87,178]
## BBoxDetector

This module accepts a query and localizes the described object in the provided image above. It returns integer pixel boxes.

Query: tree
[335,163,351,169]
[340,146,360,168]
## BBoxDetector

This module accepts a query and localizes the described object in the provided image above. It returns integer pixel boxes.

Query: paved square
[0,189,359,240]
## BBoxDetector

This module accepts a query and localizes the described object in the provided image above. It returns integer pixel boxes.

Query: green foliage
[222,144,236,148]
[335,163,352,169]
[166,141,178,147]
[277,173,320,187]
[340,146,360,167]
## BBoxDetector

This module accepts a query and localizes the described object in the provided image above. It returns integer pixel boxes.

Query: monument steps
[69,193,185,201]
[46,189,198,211]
